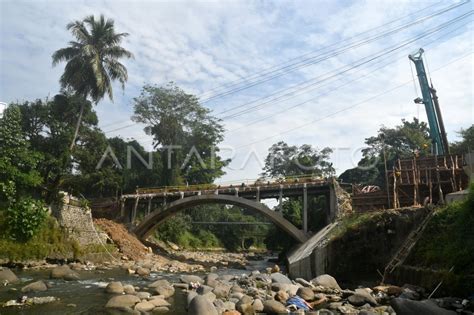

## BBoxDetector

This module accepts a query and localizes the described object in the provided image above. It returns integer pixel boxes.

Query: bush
[6,197,48,242]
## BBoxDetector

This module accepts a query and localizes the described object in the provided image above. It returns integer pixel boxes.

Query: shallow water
[0,257,274,314]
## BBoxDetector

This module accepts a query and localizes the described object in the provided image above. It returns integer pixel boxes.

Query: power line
[223,18,472,130]
[197,1,446,100]
[217,12,473,120]
[231,51,472,150]
[200,1,470,103]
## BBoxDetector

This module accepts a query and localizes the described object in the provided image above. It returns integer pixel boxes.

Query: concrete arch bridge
[120,178,346,244]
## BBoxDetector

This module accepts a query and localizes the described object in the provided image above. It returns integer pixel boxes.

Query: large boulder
[263,300,287,314]
[311,274,341,290]
[270,272,292,284]
[0,268,19,284]
[297,287,315,301]
[213,283,231,298]
[135,301,155,312]
[391,298,457,315]
[149,279,171,288]
[105,281,124,294]
[188,295,218,315]
[21,280,48,293]
[105,294,140,310]
[150,297,171,307]
[50,265,80,281]
[354,288,378,306]
[154,283,175,298]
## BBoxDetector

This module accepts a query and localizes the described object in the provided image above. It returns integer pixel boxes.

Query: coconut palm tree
[52,14,133,150]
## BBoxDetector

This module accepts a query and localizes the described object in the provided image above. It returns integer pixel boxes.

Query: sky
[0,0,473,185]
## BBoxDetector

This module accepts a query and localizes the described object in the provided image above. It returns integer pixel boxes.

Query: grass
[0,212,117,262]
[329,210,384,239]
[407,183,474,275]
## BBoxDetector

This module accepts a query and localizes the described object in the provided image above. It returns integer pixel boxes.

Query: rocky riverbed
[1,259,473,315]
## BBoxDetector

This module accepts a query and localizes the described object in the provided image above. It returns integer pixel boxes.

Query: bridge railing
[134,174,328,195]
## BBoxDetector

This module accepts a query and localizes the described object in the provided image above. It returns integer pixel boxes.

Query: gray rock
[188,295,218,315]
[263,300,287,314]
[123,284,135,294]
[136,291,151,299]
[270,272,292,284]
[153,306,170,313]
[105,294,140,309]
[197,284,214,295]
[297,286,315,301]
[295,278,313,287]
[136,267,150,277]
[21,280,48,293]
[311,274,341,290]
[0,268,19,284]
[223,301,236,310]
[180,274,204,284]
[275,290,289,302]
[135,301,155,312]
[391,298,457,315]
[213,283,231,298]
[149,279,171,288]
[202,291,217,303]
[348,294,368,307]
[187,291,198,307]
[354,288,378,306]
[50,265,80,281]
[252,298,264,312]
[154,284,175,298]
[105,281,124,294]
[149,297,171,307]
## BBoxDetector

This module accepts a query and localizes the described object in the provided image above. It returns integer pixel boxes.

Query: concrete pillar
[120,199,125,218]
[256,187,260,202]
[235,188,239,197]
[132,197,139,223]
[303,184,308,233]
[278,185,283,212]
[147,198,152,216]
[180,192,184,199]
[328,184,338,223]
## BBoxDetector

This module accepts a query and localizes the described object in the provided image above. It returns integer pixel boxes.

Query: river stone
[236,301,254,315]
[188,295,218,315]
[149,279,171,288]
[252,298,264,312]
[187,291,198,307]
[391,298,457,315]
[153,306,170,313]
[149,297,171,307]
[297,287,315,301]
[180,274,204,284]
[136,291,151,299]
[105,294,140,309]
[154,284,175,298]
[263,300,287,314]
[295,278,313,287]
[203,291,217,303]
[311,274,341,290]
[355,288,378,306]
[275,290,289,303]
[197,284,213,294]
[240,295,253,304]
[135,301,155,312]
[213,283,231,298]
[105,281,124,294]
[223,301,236,310]
[271,283,299,295]
[222,311,241,315]
[50,265,80,281]
[231,285,244,293]
[0,268,19,284]
[348,294,368,307]
[21,280,48,293]
[136,267,150,277]
[206,273,219,283]
[123,284,135,294]
[230,292,244,300]
[270,272,292,284]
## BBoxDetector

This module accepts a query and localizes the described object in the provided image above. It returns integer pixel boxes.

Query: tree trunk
[69,101,85,151]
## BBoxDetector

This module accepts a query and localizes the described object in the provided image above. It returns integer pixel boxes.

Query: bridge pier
[132,196,139,223]
[303,184,308,233]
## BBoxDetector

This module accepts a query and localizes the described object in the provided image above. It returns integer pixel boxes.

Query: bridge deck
[122,177,332,200]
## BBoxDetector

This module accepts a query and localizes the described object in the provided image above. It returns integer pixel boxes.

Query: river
[0,257,275,314]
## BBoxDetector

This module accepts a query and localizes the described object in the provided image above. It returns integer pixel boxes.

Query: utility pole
[381,133,391,209]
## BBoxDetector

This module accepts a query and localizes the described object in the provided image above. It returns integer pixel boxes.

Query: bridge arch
[133,195,308,243]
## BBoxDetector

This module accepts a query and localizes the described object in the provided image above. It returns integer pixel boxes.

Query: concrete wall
[52,204,101,246]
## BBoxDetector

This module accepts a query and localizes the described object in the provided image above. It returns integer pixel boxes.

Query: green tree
[339,118,431,187]
[0,105,42,202]
[132,83,229,186]
[52,14,133,150]
[450,125,474,155]
[261,141,334,179]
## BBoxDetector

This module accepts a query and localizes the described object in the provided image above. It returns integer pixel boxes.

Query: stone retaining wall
[52,204,101,246]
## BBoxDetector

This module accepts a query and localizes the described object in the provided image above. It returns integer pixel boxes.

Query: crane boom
[409,48,449,155]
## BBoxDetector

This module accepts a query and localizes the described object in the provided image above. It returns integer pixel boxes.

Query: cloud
[1,0,472,184]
